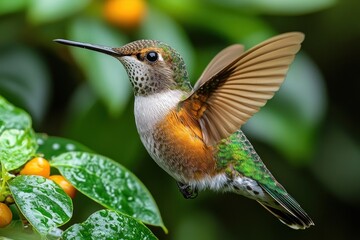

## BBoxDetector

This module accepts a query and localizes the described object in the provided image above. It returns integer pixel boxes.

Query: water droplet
[52,143,60,150]
[66,144,75,151]
[36,177,46,184]
[99,210,108,217]
[37,138,44,145]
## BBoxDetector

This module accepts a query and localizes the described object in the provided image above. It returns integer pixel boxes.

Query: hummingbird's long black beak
[54,39,120,57]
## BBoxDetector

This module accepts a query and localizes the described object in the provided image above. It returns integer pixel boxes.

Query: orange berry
[0,203,12,228]
[20,157,50,178]
[103,0,147,29]
[48,175,76,199]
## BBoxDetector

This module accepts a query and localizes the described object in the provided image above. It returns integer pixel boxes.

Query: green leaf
[0,220,42,240]
[8,175,73,236]
[0,46,51,124]
[0,96,32,133]
[68,16,131,115]
[206,0,336,15]
[251,0,336,15]
[51,152,167,231]
[0,96,38,171]
[36,134,92,159]
[0,0,27,15]
[153,0,273,43]
[27,0,90,24]
[0,220,62,240]
[62,209,157,240]
[0,128,37,171]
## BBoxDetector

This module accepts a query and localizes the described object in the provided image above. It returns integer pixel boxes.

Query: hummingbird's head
[114,40,192,96]
[54,39,192,96]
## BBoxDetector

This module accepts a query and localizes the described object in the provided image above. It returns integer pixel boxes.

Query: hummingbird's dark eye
[146,51,158,62]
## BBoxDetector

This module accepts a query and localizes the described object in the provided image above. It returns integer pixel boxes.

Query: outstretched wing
[181,32,305,146]
[194,44,244,89]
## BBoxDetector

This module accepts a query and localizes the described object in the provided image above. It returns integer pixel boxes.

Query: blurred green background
[1,0,359,239]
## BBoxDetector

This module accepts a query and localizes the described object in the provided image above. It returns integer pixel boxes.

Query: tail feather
[259,185,314,229]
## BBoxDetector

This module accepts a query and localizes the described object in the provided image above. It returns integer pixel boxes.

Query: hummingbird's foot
[176,182,198,199]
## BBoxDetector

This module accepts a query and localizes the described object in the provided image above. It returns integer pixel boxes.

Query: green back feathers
[157,42,192,92]
[216,130,284,193]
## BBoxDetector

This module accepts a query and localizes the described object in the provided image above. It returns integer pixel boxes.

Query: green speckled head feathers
[114,40,192,95]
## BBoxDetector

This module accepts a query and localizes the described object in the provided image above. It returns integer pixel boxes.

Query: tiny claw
[177,182,198,199]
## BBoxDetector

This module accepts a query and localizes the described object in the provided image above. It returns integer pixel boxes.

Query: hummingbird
[55,32,314,229]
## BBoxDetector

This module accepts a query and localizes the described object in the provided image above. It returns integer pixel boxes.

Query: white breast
[134,90,185,134]
[134,90,186,177]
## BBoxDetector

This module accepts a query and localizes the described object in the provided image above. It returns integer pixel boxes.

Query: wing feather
[195,44,245,89]
[181,32,305,145]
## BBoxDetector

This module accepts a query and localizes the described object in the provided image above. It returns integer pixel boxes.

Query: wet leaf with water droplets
[0,96,38,170]
[51,152,167,232]
[62,210,157,240]
[0,128,37,171]
[0,96,32,133]
[8,175,73,236]
[36,134,92,159]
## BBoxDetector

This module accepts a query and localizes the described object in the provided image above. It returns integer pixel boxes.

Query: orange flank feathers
[155,109,216,181]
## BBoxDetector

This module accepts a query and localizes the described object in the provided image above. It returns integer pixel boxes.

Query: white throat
[134,90,185,134]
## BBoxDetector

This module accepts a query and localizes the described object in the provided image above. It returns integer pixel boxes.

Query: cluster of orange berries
[19,157,76,199]
[0,157,76,228]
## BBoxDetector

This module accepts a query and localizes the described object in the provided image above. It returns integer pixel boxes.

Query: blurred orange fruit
[0,203,12,228]
[104,0,147,29]
[20,157,50,178]
[48,175,76,199]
